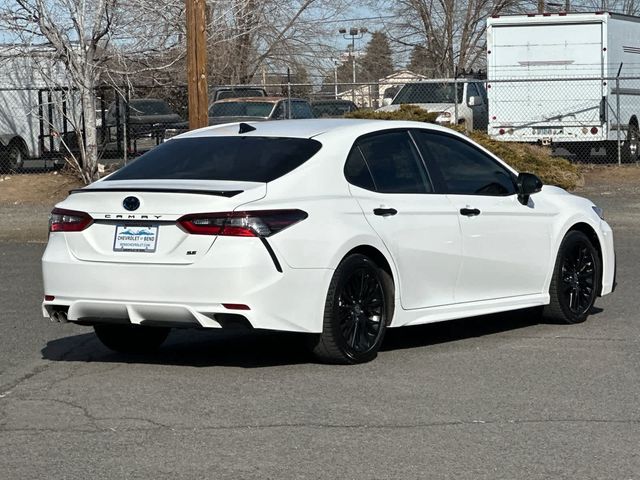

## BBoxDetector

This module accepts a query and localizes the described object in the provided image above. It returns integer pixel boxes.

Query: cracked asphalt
[1,181,639,479]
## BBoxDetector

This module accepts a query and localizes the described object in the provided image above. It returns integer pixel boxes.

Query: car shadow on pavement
[40,306,572,367]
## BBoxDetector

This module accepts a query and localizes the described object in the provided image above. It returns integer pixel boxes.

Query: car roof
[213,97,306,104]
[175,118,459,140]
[311,99,356,105]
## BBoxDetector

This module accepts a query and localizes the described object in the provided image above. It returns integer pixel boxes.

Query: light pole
[339,27,367,102]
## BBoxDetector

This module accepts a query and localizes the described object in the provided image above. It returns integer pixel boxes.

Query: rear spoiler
[69,187,243,198]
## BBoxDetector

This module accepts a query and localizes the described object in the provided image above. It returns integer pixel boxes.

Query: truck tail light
[49,208,93,232]
[177,210,308,237]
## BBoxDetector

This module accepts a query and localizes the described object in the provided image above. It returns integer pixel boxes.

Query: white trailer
[487,12,640,160]
[0,49,78,171]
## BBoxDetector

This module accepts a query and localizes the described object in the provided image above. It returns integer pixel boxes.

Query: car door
[412,129,554,304]
[345,130,462,310]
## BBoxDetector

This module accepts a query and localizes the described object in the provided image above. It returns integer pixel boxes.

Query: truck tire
[0,142,25,173]
[623,123,639,163]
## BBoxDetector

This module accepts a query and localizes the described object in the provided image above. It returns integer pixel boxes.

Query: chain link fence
[2,76,640,175]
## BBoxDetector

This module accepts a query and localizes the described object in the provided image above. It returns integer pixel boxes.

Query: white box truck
[487,12,640,160]
[0,49,78,172]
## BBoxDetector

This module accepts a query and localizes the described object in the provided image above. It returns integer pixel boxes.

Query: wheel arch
[629,115,639,129]
[1,134,29,156]
[555,221,606,295]
[566,222,602,262]
[344,244,395,284]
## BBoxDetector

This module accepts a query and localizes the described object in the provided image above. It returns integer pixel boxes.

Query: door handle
[373,208,398,217]
[459,207,481,217]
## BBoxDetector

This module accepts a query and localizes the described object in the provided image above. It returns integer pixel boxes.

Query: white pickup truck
[377,79,489,131]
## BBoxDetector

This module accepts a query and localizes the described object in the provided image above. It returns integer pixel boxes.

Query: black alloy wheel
[561,241,597,316]
[312,254,393,364]
[338,268,385,354]
[544,230,600,324]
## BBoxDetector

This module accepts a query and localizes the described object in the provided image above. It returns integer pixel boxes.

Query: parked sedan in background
[105,98,185,137]
[208,97,314,124]
[42,119,615,364]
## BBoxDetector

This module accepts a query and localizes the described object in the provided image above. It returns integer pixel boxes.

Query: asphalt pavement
[0,185,639,479]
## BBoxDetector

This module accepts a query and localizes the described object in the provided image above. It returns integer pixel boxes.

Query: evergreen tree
[359,31,394,82]
[408,45,432,76]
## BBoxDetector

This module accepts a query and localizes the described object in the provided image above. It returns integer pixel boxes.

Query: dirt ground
[0,171,82,206]
[0,165,639,243]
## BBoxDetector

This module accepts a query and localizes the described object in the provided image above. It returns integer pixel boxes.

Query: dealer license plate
[113,225,159,253]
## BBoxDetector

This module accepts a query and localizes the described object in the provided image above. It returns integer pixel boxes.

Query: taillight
[177,210,307,237]
[49,208,93,232]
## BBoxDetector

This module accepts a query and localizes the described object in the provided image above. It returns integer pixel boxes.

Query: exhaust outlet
[49,310,68,323]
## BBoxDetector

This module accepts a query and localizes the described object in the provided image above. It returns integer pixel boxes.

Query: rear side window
[106,137,322,182]
[354,131,431,194]
[344,148,376,191]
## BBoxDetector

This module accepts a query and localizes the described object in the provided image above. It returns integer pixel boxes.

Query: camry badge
[122,196,140,211]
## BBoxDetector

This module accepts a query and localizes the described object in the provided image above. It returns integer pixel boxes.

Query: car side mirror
[382,97,393,107]
[516,172,543,205]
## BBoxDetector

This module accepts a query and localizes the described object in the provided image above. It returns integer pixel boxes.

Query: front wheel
[94,324,170,353]
[311,254,394,364]
[544,231,601,324]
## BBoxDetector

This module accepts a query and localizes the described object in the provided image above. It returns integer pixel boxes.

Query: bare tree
[382,0,522,77]
[0,0,184,183]
[205,0,349,85]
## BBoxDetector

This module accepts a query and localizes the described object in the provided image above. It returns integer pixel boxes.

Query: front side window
[412,130,516,196]
[291,101,314,119]
[351,131,431,194]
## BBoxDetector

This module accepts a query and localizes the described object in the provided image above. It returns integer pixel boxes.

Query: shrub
[346,104,439,123]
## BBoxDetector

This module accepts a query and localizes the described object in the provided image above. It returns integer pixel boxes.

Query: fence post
[616,76,621,166]
[453,68,459,125]
[287,67,292,119]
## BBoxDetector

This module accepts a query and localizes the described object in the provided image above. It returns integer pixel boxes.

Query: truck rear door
[488,20,604,140]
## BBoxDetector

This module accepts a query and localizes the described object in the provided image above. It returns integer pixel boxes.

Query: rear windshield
[106,136,322,182]
[209,102,274,117]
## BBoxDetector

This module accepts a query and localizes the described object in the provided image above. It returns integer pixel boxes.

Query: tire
[544,231,601,324]
[623,123,639,163]
[311,254,394,364]
[94,324,170,353]
[0,143,22,173]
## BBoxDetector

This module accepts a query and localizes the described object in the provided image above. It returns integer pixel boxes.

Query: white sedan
[42,119,616,363]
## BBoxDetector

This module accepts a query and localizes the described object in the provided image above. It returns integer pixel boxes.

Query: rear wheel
[0,142,25,173]
[94,324,170,353]
[311,254,393,364]
[544,231,600,324]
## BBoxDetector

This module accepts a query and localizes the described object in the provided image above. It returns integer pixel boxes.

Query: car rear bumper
[42,234,333,333]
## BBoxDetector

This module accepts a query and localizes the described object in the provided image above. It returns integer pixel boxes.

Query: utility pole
[339,27,368,103]
[186,0,209,129]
